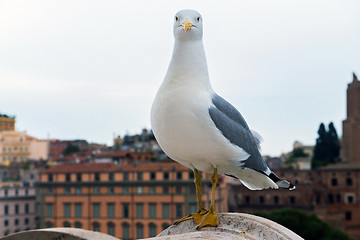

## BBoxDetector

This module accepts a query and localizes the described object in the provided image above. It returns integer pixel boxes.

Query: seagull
[151,9,295,229]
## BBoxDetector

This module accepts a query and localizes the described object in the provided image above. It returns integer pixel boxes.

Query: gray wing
[209,94,268,172]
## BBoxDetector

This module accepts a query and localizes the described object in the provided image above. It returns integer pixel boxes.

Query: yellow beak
[182,19,194,32]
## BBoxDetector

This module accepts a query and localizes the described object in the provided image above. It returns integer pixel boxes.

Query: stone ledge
[0,213,303,240]
[153,213,303,240]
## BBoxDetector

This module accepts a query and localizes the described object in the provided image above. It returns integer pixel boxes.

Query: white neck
[164,39,213,91]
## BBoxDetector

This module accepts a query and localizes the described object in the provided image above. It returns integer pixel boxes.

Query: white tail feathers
[251,130,263,150]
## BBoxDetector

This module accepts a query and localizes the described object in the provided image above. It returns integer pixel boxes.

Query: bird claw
[173,209,208,225]
[196,210,219,230]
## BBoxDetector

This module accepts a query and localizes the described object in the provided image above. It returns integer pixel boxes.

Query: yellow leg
[174,169,208,225]
[196,168,219,229]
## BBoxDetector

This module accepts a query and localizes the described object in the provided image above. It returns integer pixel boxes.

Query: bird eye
[175,16,179,21]
[197,17,200,22]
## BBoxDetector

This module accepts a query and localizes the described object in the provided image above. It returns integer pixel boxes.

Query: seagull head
[173,9,203,41]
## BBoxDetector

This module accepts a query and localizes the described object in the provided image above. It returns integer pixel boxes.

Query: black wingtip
[289,183,296,191]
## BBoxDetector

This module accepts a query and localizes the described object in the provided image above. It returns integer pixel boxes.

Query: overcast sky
[1,0,359,156]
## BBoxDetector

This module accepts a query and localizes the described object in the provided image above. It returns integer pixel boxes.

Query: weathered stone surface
[1,228,119,240]
[0,213,303,240]
[154,213,303,240]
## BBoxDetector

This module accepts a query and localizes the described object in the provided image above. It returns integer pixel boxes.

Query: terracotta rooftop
[45,162,118,173]
[44,161,190,173]
[120,162,189,172]
[94,150,131,158]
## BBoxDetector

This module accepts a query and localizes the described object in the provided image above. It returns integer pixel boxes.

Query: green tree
[62,143,80,156]
[312,122,340,168]
[254,208,351,240]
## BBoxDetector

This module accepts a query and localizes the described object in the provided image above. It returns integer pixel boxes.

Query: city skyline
[1,1,359,156]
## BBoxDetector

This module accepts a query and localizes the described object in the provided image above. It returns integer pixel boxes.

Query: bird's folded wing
[209,94,268,172]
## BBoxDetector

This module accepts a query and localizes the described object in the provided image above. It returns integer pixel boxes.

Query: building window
[94,173,100,181]
[345,195,355,204]
[93,203,100,218]
[136,186,143,194]
[162,223,170,230]
[48,187,53,195]
[4,219,9,226]
[122,203,129,218]
[63,221,71,227]
[75,203,82,218]
[149,223,157,237]
[176,186,182,194]
[149,203,156,219]
[93,222,100,232]
[14,219,19,226]
[163,186,169,194]
[123,172,129,181]
[149,186,155,194]
[136,203,143,218]
[4,205,9,215]
[75,222,82,228]
[47,204,53,217]
[259,196,264,204]
[107,222,115,236]
[75,187,81,195]
[48,174,53,182]
[331,178,338,186]
[109,173,114,181]
[24,218,29,225]
[244,196,250,204]
[77,173,82,181]
[162,203,169,219]
[137,172,143,180]
[65,187,71,195]
[66,173,71,181]
[189,203,197,214]
[289,196,295,204]
[107,203,115,218]
[150,172,156,180]
[94,186,100,194]
[274,196,279,204]
[345,211,352,221]
[346,178,353,186]
[122,223,130,240]
[123,186,129,194]
[328,194,334,203]
[189,171,194,179]
[177,172,182,180]
[136,223,144,239]
[25,204,29,214]
[45,221,53,228]
[164,172,169,180]
[176,204,182,218]
[64,203,71,217]
[108,187,114,194]
[15,204,19,214]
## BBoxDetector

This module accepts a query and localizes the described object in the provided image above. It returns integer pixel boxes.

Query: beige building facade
[0,131,49,165]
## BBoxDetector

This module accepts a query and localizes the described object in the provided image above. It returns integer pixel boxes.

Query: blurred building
[282,141,313,170]
[36,162,228,240]
[49,140,89,161]
[229,73,360,240]
[228,167,360,240]
[0,114,15,132]
[0,181,37,237]
[0,131,49,165]
[342,72,360,163]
